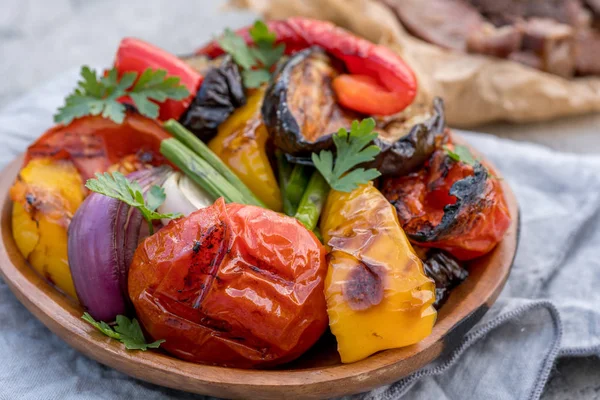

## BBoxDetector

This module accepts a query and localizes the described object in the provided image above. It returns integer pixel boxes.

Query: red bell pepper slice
[197,17,417,115]
[114,38,203,121]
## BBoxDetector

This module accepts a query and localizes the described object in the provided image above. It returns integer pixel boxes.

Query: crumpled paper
[231,0,600,127]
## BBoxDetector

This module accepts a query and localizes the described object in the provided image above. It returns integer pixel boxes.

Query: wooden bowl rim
[0,141,519,399]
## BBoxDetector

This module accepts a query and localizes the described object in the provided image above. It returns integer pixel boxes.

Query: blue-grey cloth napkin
[1,69,599,400]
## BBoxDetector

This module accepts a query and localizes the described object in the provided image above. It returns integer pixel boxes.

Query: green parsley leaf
[82,313,165,351]
[54,66,189,125]
[443,144,476,166]
[218,28,256,70]
[217,20,285,89]
[249,20,277,44]
[443,144,501,180]
[242,69,272,89]
[85,171,182,234]
[82,312,120,340]
[312,118,382,193]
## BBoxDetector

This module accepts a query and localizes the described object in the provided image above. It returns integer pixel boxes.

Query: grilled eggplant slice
[371,97,445,177]
[262,47,360,156]
[416,247,468,309]
[179,55,246,142]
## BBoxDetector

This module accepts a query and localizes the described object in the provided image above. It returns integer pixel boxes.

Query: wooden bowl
[0,152,519,400]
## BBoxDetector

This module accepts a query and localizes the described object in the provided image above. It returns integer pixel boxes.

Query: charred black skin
[262,47,344,156]
[410,162,488,243]
[421,249,469,309]
[372,97,445,177]
[179,56,246,142]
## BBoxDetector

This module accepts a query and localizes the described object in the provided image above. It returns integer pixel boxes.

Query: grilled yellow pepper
[10,158,85,299]
[320,183,437,363]
[209,88,282,211]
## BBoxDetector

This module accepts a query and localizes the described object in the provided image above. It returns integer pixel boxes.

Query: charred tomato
[381,138,511,260]
[128,199,328,368]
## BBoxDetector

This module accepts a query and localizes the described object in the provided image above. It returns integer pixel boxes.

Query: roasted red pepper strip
[114,38,203,121]
[197,17,417,115]
[26,113,170,181]
[381,137,511,260]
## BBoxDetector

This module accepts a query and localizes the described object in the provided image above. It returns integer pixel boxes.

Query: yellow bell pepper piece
[320,183,437,363]
[209,88,282,211]
[10,158,85,299]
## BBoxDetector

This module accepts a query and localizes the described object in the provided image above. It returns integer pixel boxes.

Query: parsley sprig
[443,144,499,180]
[85,171,182,234]
[312,118,382,192]
[54,66,189,125]
[217,20,285,88]
[443,144,476,165]
[82,313,164,351]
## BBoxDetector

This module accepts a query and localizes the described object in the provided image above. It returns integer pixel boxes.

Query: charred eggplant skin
[373,97,445,177]
[179,56,246,142]
[262,46,359,156]
[419,249,468,309]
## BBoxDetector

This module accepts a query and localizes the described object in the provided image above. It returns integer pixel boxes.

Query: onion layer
[158,172,213,224]
[68,167,171,321]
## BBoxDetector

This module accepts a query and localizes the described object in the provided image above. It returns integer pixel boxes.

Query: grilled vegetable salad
[9,18,510,368]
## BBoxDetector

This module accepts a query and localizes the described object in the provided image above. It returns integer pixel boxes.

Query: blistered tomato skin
[381,141,511,260]
[128,199,328,368]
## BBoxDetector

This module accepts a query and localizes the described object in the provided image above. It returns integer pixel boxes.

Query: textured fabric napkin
[1,70,599,400]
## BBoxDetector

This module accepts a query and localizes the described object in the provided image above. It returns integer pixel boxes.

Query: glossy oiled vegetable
[128,199,328,368]
[26,113,169,181]
[382,140,511,260]
[114,38,203,121]
[179,56,246,142]
[371,98,446,176]
[68,168,171,321]
[209,88,282,211]
[198,17,417,115]
[262,47,359,156]
[11,113,171,299]
[10,158,85,298]
[320,183,436,363]
[417,248,468,309]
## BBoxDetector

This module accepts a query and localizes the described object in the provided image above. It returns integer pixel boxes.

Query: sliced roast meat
[468,0,591,28]
[584,0,600,16]
[508,50,544,69]
[576,29,600,74]
[520,18,577,76]
[381,0,599,77]
[467,23,523,57]
[381,0,485,51]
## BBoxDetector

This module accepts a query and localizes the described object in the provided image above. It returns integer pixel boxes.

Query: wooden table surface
[1,0,599,398]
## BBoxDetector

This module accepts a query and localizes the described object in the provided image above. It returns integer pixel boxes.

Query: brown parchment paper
[230,0,600,127]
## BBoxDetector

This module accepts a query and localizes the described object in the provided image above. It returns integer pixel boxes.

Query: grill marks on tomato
[182,221,229,308]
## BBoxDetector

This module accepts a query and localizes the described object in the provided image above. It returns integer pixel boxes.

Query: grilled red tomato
[128,199,328,368]
[26,113,169,181]
[381,139,511,260]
